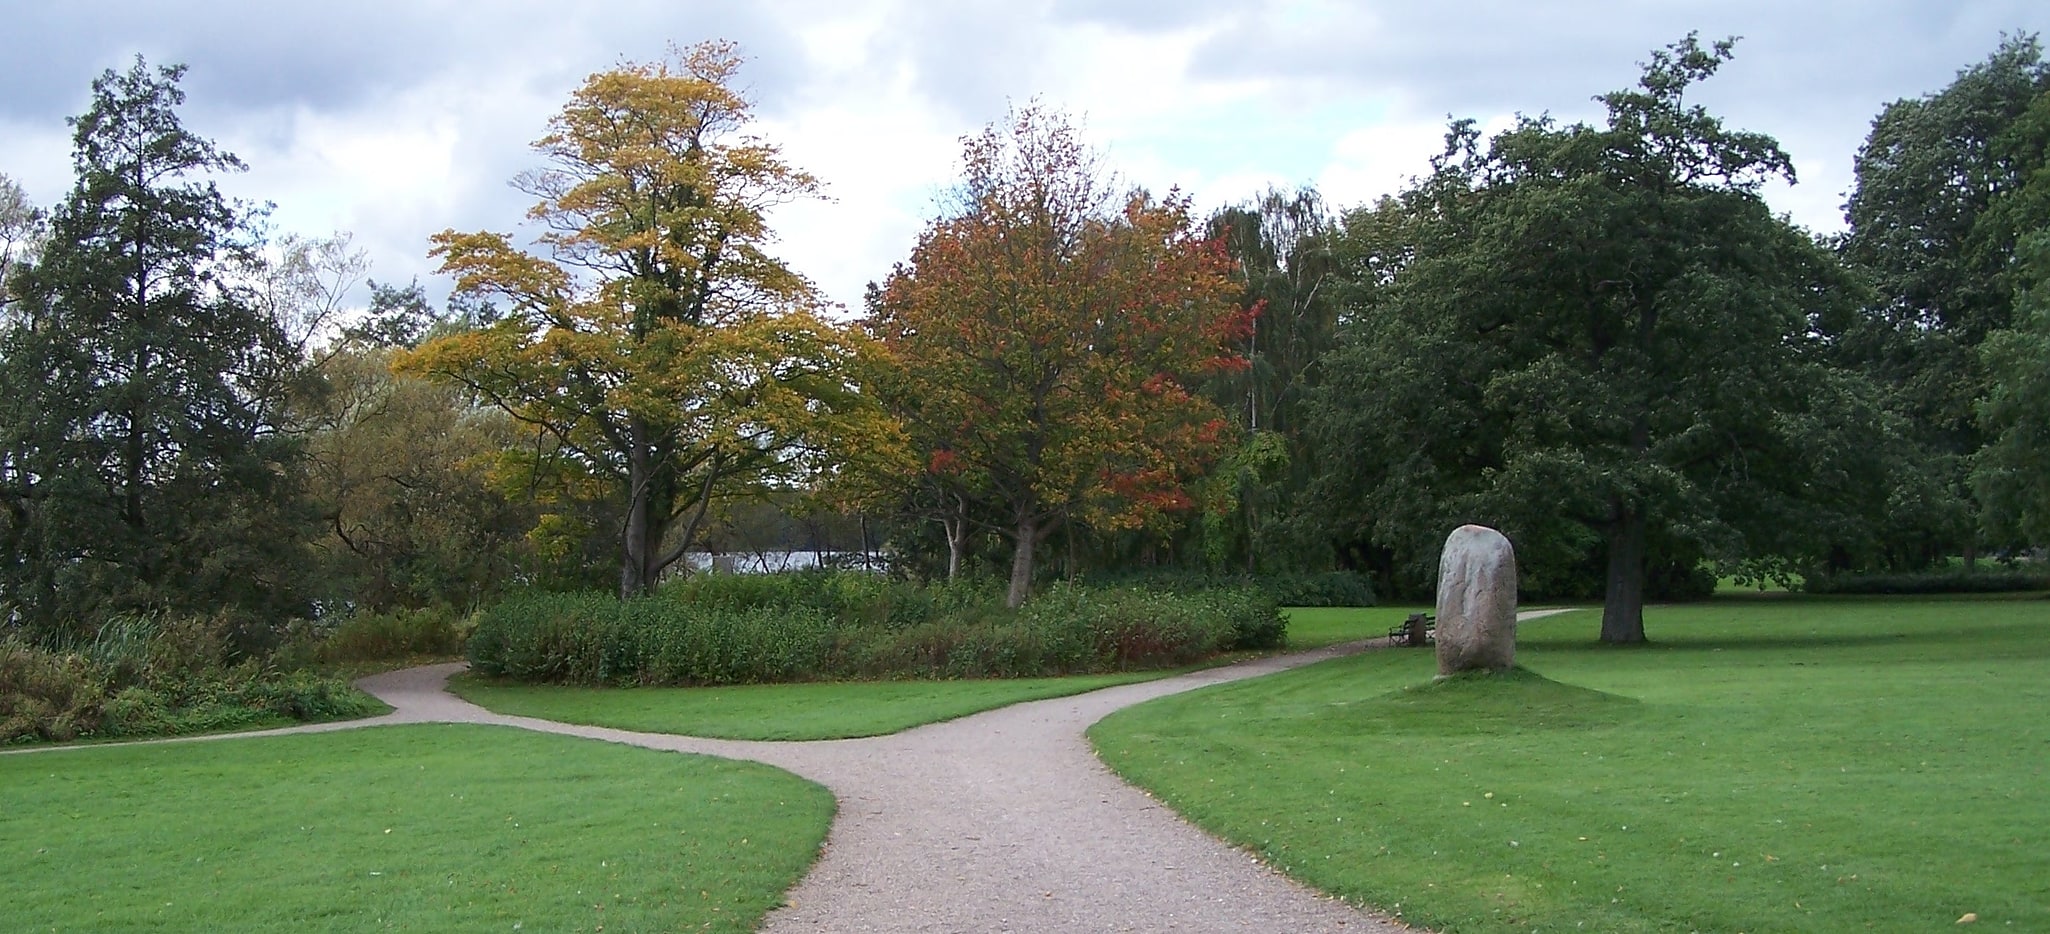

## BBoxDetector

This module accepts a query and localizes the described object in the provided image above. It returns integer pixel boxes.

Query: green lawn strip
[1,723,832,932]
[1091,596,2050,933]
[445,607,1461,742]
[450,671,1169,741]
[1283,606,1429,649]
[1282,604,1590,649]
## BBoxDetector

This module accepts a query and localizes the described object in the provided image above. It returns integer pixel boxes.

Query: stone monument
[1434,524,1518,676]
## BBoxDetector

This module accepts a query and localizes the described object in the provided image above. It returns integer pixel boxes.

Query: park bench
[1388,612,1434,647]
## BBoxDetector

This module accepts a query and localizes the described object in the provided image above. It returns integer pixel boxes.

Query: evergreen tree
[0,58,306,636]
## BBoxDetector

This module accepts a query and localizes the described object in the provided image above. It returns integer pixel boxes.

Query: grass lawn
[1091,595,2050,933]
[1284,605,1434,649]
[449,671,1169,741]
[1,724,832,932]
[442,604,1407,743]
[444,605,1445,741]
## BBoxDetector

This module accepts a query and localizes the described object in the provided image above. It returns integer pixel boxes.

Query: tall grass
[467,573,1286,686]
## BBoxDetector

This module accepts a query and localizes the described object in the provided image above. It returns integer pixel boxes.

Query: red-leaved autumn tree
[866,106,1250,606]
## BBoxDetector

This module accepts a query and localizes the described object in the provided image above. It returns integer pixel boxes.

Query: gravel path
[8,610,1572,932]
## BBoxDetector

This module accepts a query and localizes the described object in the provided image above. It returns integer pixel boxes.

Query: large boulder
[1434,524,1518,676]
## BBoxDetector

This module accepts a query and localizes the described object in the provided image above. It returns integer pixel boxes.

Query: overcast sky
[3,1,2045,314]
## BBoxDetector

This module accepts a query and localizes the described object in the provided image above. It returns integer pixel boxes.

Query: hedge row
[1802,566,2050,595]
[1082,569,1376,608]
[466,575,1286,686]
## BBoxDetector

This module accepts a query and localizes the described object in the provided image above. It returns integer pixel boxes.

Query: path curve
[12,609,1573,932]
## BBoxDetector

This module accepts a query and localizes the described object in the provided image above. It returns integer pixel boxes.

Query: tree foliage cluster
[1,34,2045,653]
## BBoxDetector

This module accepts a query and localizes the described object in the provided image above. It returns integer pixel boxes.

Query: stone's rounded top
[1446,524,1512,548]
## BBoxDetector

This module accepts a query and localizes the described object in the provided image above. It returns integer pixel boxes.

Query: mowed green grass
[1281,605,1436,649]
[1091,596,2050,933]
[0,724,832,932]
[449,671,1166,740]
[443,605,1431,742]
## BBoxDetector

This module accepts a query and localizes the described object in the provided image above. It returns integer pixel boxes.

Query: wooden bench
[1388,613,1435,647]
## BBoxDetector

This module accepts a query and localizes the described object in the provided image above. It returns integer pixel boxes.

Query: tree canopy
[1839,34,2050,565]
[864,107,1249,606]
[1307,36,1883,642]
[398,41,889,598]
[0,58,307,635]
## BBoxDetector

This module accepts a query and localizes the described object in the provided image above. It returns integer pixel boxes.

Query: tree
[865,106,1249,606]
[0,173,45,310]
[398,41,886,598]
[1839,35,2050,566]
[0,58,307,634]
[1975,232,2050,547]
[300,344,531,612]
[1201,187,1343,573]
[1307,36,1881,642]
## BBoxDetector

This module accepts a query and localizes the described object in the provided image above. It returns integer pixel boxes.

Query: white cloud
[4,0,2045,312]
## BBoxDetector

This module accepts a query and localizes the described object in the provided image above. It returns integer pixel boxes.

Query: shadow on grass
[1331,666,1642,735]
[1529,624,2050,659]
[1519,597,2050,660]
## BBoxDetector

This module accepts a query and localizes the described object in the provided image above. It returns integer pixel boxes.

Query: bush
[1802,567,2050,595]
[467,574,1276,686]
[1019,584,1231,668]
[664,569,947,628]
[0,643,105,742]
[1081,568,1373,608]
[1260,571,1377,608]
[468,592,836,685]
[314,607,470,662]
[1205,587,1288,650]
[2,626,381,745]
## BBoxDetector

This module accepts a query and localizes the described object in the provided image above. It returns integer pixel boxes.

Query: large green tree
[1975,232,2050,548]
[1308,36,1881,642]
[0,58,307,634]
[1839,35,2050,566]
[400,42,887,598]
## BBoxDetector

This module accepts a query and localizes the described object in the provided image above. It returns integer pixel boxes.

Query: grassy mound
[1350,666,1641,734]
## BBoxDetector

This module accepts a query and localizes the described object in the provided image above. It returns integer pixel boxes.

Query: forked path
[362,608,1569,933]
[18,609,1569,931]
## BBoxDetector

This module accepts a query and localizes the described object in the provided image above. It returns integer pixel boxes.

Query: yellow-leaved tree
[399,41,888,597]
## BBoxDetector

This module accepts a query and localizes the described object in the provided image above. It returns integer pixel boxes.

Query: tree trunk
[943,495,966,581]
[1601,505,1648,644]
[619,419,657,599]
[1006,516,1038,608]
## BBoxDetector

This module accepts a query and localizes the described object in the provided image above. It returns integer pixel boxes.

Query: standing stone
[1434,524,1518,676]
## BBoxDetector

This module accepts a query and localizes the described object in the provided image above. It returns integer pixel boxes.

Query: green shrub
[2,629,380,745]
[1,644,104,743]
[664,569,948,628]
[1081,568,1373,608]
[465,591,622,682]
[469,574,1267,686]
[635,602,833,686]
[1021,584,1236,670]
[1261,571,1377,608]
[470,591,838,686]
[1205,586,1288,650]
[313,607,470,662]
[1803,567,2050,595]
